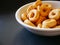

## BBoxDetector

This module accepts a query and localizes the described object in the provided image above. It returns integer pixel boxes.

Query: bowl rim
[15,1,60,31]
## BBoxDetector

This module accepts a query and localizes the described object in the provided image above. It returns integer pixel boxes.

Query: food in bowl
[21,0,60,28]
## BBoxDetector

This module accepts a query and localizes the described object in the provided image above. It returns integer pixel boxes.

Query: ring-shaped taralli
[40,6,51,17]
[37,5,40,12]
[28,9,39,22]
[27,0,42,13]
[27,5,35,13]
[21,12,27,21]
[40,3,52,17]
[49,9,60,20]
[41,3,52,10]
[42,19,57,28]
[33,0,42,8]
[24,19,35,27]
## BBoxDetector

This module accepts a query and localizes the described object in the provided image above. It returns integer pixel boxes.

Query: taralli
[21,0,60,28]
[42,19,57,28]
[33,0,42,8]
[41,3,52,10]
[24,19,35,27]
[28,9,39,22]
[54,25,60,28]
[27,0,42,13]
[49,9,60,20]
[21,12,27,21]
[57,19,60,25]
[27,5,35,13]
[40,6,51,17]
[37,23,42,28]
[37,5,40,12]
[40,3,52,17]
[35,16,46,25]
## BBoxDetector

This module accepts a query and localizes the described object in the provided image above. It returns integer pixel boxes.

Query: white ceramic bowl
[15,1,60,36]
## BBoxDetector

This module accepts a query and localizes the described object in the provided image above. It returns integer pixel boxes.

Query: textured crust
[42,19,57,28]
[28,9,39,22]
[21,12,27,21]
[35,16,46,25]
[49,9,60,20]
[40,3,52,17]
[24,19,35,27]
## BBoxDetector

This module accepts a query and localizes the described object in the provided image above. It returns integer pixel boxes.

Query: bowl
[15,1,60,36]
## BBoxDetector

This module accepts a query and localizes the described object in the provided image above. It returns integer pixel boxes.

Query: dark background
[0,0,36,13]
[0,0,60,45]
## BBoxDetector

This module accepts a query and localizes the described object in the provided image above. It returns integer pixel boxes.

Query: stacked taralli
[21,0,60,28]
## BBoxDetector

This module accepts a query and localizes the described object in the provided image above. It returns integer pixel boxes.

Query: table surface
[0,0,60,45]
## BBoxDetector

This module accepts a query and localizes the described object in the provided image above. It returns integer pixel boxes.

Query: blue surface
[14,29,60,45]
[0,12,60,45]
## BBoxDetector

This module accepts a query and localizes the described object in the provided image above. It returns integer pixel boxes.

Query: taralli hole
[43,9,46,12]
[30,13,34,18]
[52,12,56,15]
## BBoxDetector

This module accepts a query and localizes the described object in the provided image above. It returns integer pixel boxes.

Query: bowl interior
[15,1,60,31]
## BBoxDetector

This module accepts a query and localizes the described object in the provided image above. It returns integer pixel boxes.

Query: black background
[0,0,36,13]
[0,0,60,45]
